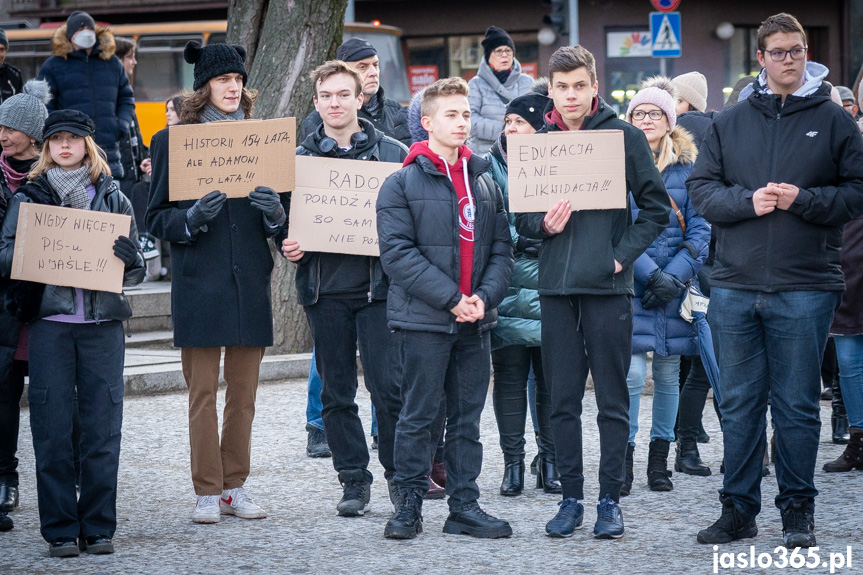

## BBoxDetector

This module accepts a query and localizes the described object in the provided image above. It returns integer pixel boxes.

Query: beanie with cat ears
[184,41,248,91]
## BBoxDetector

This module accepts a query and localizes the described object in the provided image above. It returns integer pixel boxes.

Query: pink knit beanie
[626,86,677,130]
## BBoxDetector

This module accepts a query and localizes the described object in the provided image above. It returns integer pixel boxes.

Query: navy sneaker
[593,494,624,539]
[545,497,584,537]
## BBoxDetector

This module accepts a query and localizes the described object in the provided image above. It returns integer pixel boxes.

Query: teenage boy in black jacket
[688,13,863,549]
[377,77,513,539]
[515,45,670,539]
[281,61,408,518]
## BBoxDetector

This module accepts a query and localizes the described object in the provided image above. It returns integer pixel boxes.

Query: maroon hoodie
[403,141,475,296]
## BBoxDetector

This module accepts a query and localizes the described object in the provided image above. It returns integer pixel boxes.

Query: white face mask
[73,29,97,49]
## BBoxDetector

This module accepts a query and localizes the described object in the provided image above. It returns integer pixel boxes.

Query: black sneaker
[336,480,371,517]
[781,499,816,549]
[79,535,114,555]
[593,494,624,539]
[697,497,757,544]
[49,537,79,558]
[545,497,584,537]
[443,502,512,538]
[306,425,331,458]
[384,487,423,539]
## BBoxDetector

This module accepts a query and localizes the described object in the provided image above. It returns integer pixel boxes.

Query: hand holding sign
[281,238,304,262]
[542,199,571,234]
[186,190,227,234]
[112,236,139,267]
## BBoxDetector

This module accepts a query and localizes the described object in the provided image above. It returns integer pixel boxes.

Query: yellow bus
[4,20,410,145]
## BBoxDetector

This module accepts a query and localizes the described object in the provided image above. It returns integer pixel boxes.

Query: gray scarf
[199,103,245,124]
[46,165,92,210]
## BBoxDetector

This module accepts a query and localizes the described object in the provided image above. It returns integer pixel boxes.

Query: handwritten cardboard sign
[168,117,296,200]
[507,130,626,212]
[11,203,131,294]
[288,156,402,256]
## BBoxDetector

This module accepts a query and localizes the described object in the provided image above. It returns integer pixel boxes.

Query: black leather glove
[186,190,227,235]
[249,186,285,226]
[113,235,139,267]
[641,269,685,310]
[516,235,542,257]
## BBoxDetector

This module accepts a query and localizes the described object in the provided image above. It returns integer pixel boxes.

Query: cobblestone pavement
[2,378,861,575]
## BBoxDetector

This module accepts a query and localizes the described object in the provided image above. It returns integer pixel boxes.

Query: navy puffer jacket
[631,126,709,357]
[38,25,135,178]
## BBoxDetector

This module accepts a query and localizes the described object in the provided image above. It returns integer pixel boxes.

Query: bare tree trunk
[227,0,348,353]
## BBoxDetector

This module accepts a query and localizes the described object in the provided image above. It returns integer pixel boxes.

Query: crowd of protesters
[1,8,863,560]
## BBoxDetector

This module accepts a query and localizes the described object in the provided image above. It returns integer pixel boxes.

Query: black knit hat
[0,30,8,49]
[505,93,549,132]
[184,41,248,91]
[43,109,96,139]
[337,38,377,62]
[65,11,95,40]
[481,26,515,63]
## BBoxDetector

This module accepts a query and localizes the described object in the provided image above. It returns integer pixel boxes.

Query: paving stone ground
[2,378,861,575]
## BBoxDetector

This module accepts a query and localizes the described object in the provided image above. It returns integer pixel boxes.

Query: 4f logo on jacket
[806,131,818,138]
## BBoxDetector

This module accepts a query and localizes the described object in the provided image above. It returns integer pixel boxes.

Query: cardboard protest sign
[11,203,131,294]
[169,117,296,200]
[289,156,402,256]
[507,130,626,212]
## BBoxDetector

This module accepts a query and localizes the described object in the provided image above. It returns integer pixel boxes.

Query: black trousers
[305,297,400,483]
[0,359,26,486]
[28,320,124,543]
[540,294,632,502]
[492,345,553,459]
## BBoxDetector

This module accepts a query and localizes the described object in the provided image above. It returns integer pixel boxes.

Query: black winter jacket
[0,173,145,321]
[515,97,671,296]
[38,25,136,178]
[0,63,23,104]
[687,83,863,293]
[299,87,410,147]
[0,171,22,380]
[146,124,289,348]
[377,151,513,334]
[286,118,408,306]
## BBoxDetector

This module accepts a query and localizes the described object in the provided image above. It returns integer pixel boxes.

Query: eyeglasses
[761,47,807,62]
[631,109,665,121]
[492,47,513,56]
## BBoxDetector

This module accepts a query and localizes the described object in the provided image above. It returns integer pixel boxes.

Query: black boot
[384,487,423,539]
[675,439,711,476]
[832,404,850,445]
[823,427,863,472]
[443,501,512,538]
[647,439,673,491]
[697,495,757,544]
[620,443,634,497]
[500,458,525,496]
[0,511,11,532]
[535,455,562,494]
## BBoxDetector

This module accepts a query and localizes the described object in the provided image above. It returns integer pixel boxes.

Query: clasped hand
[753,182,799,216]
[450,293,485,323]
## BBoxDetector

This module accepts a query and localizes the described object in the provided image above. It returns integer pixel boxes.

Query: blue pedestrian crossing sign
[651,11,682,58]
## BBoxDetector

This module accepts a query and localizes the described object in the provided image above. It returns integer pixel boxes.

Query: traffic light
[542,0,567,36]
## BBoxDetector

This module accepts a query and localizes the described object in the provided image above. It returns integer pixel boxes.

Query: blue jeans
[393,324,490,509]
[306,351,323,431]
[709,288,840,519]
[626,353,680,445]
[834,335,863,429]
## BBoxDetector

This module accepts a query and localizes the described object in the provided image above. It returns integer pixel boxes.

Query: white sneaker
[191,495,221,524]
[220,487,267,519]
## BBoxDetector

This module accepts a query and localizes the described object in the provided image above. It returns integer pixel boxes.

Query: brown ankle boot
[823,427,863,472]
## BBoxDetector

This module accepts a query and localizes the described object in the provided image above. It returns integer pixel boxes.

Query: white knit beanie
[626,86,677,130]
[672,71,708,112]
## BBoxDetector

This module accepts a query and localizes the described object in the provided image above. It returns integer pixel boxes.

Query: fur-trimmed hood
[52,24,115,60]
[670,125,697,166]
